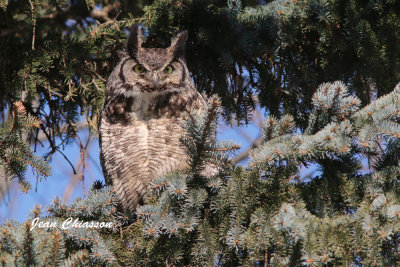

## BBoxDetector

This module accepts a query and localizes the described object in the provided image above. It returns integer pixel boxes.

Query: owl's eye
[133,64,146,73]
[164,65,174,74]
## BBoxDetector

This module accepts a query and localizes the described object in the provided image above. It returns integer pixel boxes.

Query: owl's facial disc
[121,56,184,92]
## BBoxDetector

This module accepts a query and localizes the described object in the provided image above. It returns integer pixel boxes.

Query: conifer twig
[29,0,36,51]
[233,135,263,164]
[191,98,219,171]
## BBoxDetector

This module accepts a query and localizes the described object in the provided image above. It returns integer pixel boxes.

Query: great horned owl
[99,25,206,213]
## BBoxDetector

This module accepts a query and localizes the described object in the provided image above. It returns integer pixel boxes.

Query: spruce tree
[2,82,400,265]
[1,0,400,266]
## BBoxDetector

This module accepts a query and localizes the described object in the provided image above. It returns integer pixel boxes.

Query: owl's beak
[152,73,159,89]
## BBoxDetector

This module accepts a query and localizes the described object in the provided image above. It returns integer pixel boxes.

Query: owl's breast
[99,87,206,211]
[100,115,187,183]
[100,89,206,181]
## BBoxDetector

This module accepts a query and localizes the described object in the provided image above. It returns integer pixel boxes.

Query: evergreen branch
[0,188,120,266]
[203,144,241,152]
[52,232,60,267]
[0,101,50,192]
[29,0,36,51]
[62,250,89,267]
[191,97,220,172]
[0,0,7,11]
[202,158,227,168]
[16,156,51,178]
[250,82,400,168]
[233,135,264,164]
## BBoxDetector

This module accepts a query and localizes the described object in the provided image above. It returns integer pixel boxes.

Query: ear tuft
[127,24,144,56]
[169,30,188,58]
[116,50,128,58]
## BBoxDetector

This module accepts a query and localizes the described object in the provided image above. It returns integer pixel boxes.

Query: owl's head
[118,24,189,92]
